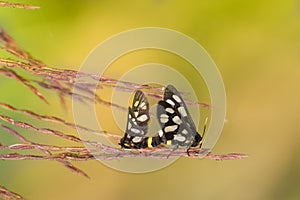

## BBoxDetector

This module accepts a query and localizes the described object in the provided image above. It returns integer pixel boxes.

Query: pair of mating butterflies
[119,85,204,150]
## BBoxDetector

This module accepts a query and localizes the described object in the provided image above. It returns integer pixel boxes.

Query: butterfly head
[119,133,132,149]
[192,117,208,148]
[191,132,202,147]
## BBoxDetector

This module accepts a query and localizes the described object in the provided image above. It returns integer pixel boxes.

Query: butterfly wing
[157,85,202,147]
[120,90,150,148]
[126,90,149,136]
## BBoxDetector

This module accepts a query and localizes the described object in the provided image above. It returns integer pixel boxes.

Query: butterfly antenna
[198,117,208,150]
[202,117,208,138]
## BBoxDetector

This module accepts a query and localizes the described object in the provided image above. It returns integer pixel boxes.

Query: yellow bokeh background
[1,0,300,200]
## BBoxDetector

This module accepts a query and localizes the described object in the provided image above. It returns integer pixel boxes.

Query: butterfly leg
[187,147,192,156]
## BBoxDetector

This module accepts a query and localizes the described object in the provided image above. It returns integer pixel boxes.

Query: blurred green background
[1,0,300,199]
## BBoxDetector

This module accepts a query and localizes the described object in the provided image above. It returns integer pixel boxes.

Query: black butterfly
[119,90,162,148]
[157,85,202,148]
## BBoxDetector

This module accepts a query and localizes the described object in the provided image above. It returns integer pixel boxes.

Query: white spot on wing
[172,95,181,103]
[134,111,138,117]
[164,125,178,132]
[166,99,175,107]
[131,128,140,134]
[172,116,182,125]
[178,106,187,117]
[134,101,139,108]
[166,107,174,114]
[140,102,146,108]
[132,136,142,143]
[160,114,169,123]
[128,122,132,129]
[174,134,186,142]
[181,129,188,135]
[137,114,148,122]
[158,129,164,137]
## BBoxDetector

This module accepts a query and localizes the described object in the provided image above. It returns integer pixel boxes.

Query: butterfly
[119,90,162,149]
[157,85,203,149]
